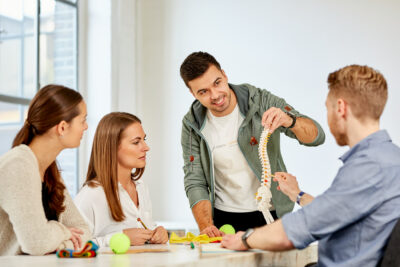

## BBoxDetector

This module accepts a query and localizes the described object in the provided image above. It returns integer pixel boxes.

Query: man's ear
[337,98,347,119]
[56,120,68,137]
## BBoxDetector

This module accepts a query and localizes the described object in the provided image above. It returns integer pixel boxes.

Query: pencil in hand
[137,218,148,229]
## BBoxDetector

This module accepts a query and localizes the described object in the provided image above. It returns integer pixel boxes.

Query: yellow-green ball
[219,224,236,234]
[110,233,130,254]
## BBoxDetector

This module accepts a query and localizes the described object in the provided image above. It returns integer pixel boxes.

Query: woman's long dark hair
[12,84,83,217]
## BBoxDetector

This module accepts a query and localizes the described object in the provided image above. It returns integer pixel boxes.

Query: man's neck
[347,119,380,148]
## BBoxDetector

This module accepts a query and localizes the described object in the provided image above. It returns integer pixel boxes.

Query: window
[0,0,79,196]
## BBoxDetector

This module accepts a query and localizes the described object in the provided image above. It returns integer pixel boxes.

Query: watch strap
[286,111,297,129]
[242,228,255,249]
[296,191,305,205]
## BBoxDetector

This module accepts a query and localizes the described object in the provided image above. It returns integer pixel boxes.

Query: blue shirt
[282,130,400,267]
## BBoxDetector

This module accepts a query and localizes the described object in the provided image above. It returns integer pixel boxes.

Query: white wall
[78,0,112,182]
[79,0,400,227]
[134,0,400,225]
[78,0,138,184]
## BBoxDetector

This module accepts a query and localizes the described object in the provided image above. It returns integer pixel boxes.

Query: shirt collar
[339,130,391,163]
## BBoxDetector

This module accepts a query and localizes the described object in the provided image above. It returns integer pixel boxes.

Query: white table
[0,243,317,267]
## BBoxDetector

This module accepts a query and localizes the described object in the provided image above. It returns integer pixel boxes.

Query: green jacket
[181,83,325,218]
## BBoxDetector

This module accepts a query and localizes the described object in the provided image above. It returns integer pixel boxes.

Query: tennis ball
[110,233,130,254]
[219,224,236,234]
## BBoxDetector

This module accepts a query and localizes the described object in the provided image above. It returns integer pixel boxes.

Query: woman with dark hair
[74,112,168,247]
[0,84,91,256]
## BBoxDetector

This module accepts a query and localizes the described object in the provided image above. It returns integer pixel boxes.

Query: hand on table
[221,231,247,251]
[273,172,300,202]
[150,226,169,244]
[200,225,224,237]
[123,228,154,246]
[262,107,293,133]
[68,227,83,250]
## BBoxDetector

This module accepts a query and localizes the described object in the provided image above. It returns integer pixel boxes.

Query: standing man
[180,52,325,237]
[221,65,400,267]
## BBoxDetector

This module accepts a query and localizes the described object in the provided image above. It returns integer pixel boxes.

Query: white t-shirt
[201,105,260,212]
[74,179,156,247]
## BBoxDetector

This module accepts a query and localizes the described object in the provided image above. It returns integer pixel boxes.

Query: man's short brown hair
[180,52,221,88]
[327,65,388,121]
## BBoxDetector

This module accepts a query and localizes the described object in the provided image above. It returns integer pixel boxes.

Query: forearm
[1,180,72,254]
[60,192,92,243]
[284,188,314,207]
[94,232,120,247]
[247,220,294,251]
[290,117,318,143]
[298,193,314,207]
[275,172,315,207]
[191,200,214,231]
[21,221,71,255]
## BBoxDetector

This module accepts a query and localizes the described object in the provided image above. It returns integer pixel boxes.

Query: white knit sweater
[0,145,91,255]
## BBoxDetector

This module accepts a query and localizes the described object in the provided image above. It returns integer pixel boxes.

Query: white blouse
[74,179,156,247]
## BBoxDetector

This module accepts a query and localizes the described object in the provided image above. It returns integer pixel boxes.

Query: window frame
[0,0,79,104]
[0,0,80,194]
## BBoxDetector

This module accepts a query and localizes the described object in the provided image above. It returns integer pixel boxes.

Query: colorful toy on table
[109,233,131,254]
[219,224,236,235]
[169,232,222,244]
[56,240,98,258]
[255,128,275,224]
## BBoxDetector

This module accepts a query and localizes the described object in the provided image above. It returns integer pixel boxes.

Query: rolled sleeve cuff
[299,117,325,147]
[281,209,316,249]
[188,188,210,208]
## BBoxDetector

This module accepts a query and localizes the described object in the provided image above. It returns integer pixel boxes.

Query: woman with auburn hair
[0,85,91,256]
[74,112,168,247]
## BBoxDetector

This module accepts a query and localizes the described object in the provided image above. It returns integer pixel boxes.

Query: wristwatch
[285,110,297,129]
[242,228,255,249]
[296,191,305,205]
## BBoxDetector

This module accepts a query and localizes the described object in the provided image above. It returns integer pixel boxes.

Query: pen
[137,218,148,229]
[137,218,151,244]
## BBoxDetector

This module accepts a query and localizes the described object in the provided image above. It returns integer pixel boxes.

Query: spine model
[255,129,275,224]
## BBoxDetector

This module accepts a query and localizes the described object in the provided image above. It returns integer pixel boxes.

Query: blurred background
[1,0,399,231]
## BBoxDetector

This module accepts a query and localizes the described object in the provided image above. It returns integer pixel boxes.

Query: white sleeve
[74,188,96,237]
[74,186,122,248]
[92,231,122,247]
[58,189,92,250]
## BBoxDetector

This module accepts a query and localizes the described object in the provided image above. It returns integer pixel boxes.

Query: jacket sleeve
[58,189,92,250]
[181,120,211,208]
[256,85,325,147]
[0,157,72,255]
